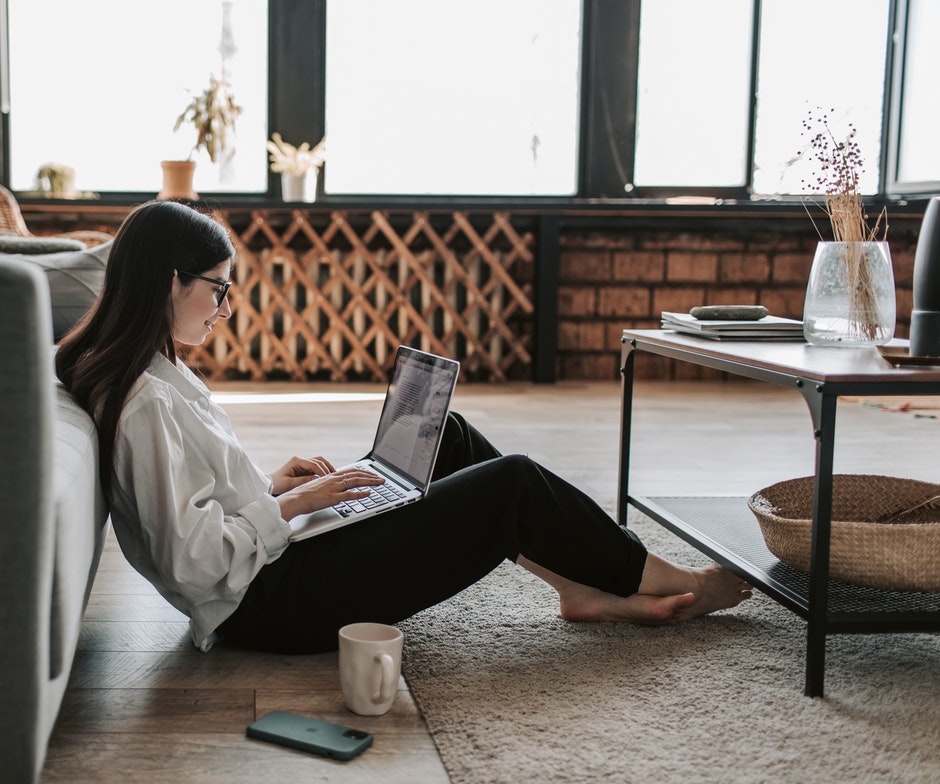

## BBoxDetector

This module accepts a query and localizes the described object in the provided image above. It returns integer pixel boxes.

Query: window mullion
[881,0,903,196]
[744,0,762,196]
[580,0,640,199]
[270,0,326,198]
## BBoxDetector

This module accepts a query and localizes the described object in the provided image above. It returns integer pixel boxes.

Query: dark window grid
[1,0,935,203]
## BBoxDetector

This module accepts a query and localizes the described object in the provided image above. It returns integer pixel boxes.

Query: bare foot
[559,588,700,625]
[559,567,751,626]
[517,555,752,626]
[555,566,752,625]
[675,564,753,621]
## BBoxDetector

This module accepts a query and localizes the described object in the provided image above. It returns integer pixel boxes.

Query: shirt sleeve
[115,390,291,608]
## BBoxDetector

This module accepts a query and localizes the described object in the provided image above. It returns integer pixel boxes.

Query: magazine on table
[660,310,805,341]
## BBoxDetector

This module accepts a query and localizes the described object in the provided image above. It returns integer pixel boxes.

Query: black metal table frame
[618,331,940,697]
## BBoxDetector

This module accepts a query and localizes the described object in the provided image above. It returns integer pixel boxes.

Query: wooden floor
[40,379,940,783]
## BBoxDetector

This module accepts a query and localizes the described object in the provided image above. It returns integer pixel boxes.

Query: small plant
[36,162,75,196]
[798,107,886,242]
[174,74,243,163]
[266,133,327,177]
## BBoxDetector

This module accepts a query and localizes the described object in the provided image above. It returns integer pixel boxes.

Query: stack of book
[660,311,804,341]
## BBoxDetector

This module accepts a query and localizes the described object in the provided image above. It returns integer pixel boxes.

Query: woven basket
[747,474,940,592]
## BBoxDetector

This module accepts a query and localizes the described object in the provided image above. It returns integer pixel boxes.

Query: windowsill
[15,192,933,231]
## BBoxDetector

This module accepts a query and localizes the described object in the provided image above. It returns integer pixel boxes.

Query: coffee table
[619,329,940,697]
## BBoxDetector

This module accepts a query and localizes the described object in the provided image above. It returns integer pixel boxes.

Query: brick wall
[557,226,919,381]
[23,204,925,383]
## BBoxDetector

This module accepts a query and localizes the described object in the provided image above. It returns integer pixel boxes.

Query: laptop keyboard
[333,472,408,518]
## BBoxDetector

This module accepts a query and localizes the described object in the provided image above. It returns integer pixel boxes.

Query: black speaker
[910,197,940,357]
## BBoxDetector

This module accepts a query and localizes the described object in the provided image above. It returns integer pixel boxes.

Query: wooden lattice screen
[186,209,536,382]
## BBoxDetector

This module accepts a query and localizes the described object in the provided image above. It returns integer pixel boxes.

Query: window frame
[882,0,940,197]
[0,0,935,207]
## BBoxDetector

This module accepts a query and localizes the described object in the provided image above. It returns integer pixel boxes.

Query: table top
[623,329,940,385]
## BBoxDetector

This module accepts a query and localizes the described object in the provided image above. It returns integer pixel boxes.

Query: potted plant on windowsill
[36,162,77,198]
[266,132,326,202]
[158,73,244,201]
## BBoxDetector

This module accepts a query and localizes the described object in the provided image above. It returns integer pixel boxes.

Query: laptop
[288,346,460,541]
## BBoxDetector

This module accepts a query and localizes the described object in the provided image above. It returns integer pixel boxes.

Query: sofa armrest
[0,257,110,784]
[0,257,57,783]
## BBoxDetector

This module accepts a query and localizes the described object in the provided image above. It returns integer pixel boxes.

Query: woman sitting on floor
[55,200,752,654]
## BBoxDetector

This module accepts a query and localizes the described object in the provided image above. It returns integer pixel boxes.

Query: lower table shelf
[629,495,940,631]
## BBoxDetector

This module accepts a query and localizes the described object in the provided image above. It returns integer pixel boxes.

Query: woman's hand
[275,467,386,522]
[270,455,336,495]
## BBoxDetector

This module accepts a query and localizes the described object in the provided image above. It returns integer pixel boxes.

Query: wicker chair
[0,184,113,248]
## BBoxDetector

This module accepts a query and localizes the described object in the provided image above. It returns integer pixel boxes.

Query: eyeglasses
[178,270,233,307]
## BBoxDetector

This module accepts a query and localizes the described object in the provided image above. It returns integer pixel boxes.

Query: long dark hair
[56,200,235,496]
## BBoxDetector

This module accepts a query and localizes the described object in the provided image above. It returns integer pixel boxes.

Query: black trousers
[219,412,649,653]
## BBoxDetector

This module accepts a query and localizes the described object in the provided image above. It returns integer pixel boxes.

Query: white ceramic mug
[338,622,403,716]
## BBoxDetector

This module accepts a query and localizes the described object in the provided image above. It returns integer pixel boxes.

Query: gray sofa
[0,254,110,783]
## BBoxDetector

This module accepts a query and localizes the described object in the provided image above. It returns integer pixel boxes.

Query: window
[890,0,940,191]
[323,0,581,196]
[752,0,890,197]
[631,0,891,196]
[634,0,753,188]
[7,0,268,194]
[1,0,936,202]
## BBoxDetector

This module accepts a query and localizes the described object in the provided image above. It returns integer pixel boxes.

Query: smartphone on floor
[246,710,373,760]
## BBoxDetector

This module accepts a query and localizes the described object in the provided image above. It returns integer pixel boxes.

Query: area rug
[398,512,940,784]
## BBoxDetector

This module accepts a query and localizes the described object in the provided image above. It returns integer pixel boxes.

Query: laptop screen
[370,347,460,488]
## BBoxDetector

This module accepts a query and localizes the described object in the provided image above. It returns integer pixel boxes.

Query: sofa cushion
[0,235,86,254]
[51,384,108,680]
[1,240,112,340]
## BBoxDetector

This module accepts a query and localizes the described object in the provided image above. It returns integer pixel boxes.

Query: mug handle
[371,652,397,704]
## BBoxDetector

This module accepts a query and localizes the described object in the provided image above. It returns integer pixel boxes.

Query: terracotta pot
[158,160,198,201]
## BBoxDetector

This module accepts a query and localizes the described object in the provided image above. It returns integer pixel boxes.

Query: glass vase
[802,241,896,347]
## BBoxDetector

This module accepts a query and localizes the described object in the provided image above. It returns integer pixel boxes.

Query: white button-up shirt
[109,353,291,651]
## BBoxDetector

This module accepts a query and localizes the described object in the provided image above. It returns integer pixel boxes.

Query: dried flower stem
[266,133,326,177]
[799,107,889,340]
